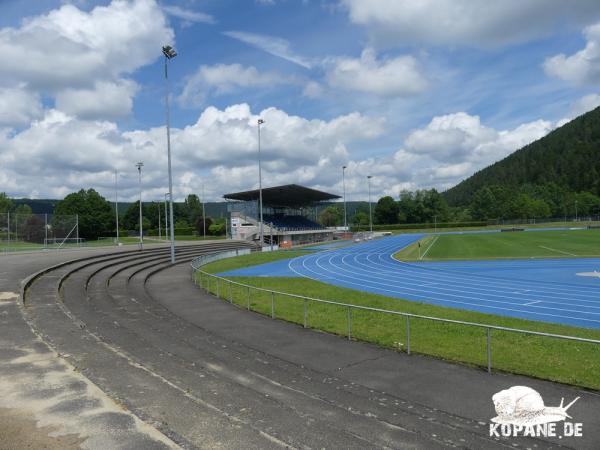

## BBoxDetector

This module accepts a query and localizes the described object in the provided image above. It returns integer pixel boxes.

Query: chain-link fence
[0,213,81,253]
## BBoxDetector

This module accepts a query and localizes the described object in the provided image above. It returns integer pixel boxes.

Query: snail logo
[489,386,583,438]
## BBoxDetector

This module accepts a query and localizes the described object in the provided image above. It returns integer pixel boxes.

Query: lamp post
[367,175,373,235]
[163,44,177,263]
[257,118,265,245]
[136,162,144,250]
[114,170,119,245]
[575,200,578,222]
[164,193,169,240]
[342,165,347,231]
[158,200,161,240]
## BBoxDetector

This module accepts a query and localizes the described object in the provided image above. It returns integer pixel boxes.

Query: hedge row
[351,221,487,232]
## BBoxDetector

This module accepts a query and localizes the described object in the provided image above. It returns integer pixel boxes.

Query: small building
[224,184,341,247]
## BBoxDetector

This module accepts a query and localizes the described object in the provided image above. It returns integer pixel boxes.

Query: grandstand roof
[224,184,340,207]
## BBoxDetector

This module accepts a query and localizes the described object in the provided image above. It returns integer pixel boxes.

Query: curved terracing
[19,242,595,449]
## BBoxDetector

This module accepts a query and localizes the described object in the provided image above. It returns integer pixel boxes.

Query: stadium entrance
[224,184,341,247]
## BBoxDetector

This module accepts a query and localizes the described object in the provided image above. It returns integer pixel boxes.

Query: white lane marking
[539,245,577,257]
[524,301,542,306]
[420,236,439,260]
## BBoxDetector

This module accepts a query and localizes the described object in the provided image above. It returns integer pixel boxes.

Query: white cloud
[0,0,173,121]
[326,48,427,97]
[223,30,312,68]
[1,104,385,201]
[403,112,554,188]
[544,23,600,86]
[341,0,600,47]
[162,5,215,24]
[179,64,290,106]
[55,79,139,119]
[0,86,43,127]
[302,81,324,98]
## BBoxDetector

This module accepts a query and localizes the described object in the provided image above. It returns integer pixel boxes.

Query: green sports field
[394,229,600,261]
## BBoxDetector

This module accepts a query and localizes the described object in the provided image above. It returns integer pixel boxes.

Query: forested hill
[444,106,600,206]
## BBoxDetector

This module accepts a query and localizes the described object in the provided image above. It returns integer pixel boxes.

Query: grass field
[200,250,600,390]
[381,220,600,235]
[394,229,600,261]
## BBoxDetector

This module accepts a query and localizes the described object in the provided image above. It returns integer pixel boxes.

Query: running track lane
[287,234,600,329]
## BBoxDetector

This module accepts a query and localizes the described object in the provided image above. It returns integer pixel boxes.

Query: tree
[208,222,225,236]
[420,189,449,223]
[23,215,45,243]
[195,216,212,236]
[470,187,496,220]
[374,196,399,224]
[54,189,114,240]
[319,205,342,227]
[351,209,369,229]
[0,193,12,213]
[184,194,204,225]
[122,201,140,231]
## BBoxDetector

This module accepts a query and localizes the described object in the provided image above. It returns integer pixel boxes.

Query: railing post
[303,299,308,328]
[271,291,275,319]
[247,286,251,310]
[406,316,411,355]
[347,306,352,340]
[486,328,492,374]
[229,280,233,303]
[216,278,220,299]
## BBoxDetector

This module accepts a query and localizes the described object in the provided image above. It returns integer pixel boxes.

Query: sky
[1,0,600,202]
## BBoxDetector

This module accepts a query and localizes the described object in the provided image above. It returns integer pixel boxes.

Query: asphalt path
[3,241,599,449]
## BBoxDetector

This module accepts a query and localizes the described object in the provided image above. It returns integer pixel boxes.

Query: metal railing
[190,251,600,374]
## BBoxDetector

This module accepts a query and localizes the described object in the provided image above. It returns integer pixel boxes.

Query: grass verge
[199,251,600,390]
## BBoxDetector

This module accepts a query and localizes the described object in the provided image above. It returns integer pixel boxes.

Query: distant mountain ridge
[444,106,600,206]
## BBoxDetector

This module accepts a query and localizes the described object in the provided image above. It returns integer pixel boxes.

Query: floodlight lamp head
[258,118,265,125]
[343,165,347,169]
[162,45,177,59]
[136,162,144,172]
[367,175,372,179]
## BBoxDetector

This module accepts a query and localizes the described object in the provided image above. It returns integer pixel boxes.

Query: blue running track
[221,234,600,329]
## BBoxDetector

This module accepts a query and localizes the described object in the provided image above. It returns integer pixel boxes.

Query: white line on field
[524,300,542,306]
[420,235,439,260]
[538,245,577,257]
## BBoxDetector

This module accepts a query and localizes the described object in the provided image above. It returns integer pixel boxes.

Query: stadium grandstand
[224,184,341,247]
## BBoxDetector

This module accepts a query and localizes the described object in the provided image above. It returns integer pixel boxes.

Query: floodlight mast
[257,118,265,246]
[136,162,144,250]
[163,45,177,263]
[342,165,347,230]
[367,175,373,234]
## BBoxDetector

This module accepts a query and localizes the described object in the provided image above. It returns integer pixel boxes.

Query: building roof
[223,184,340,207]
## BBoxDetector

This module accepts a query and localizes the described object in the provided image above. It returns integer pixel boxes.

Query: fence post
[229,280,233,303]
[271,291,275,318]
[347,306,352,340]
[247,286,251,310]
[406,316,411,355]
[486,328,492,374]
[303,299,308,329]
[216,278,220,299]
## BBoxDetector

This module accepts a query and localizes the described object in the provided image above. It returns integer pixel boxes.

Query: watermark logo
[489,386,582,438]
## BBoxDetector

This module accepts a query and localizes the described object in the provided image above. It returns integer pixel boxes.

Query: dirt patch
[0,292,18,302]
[0,407,85,449]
